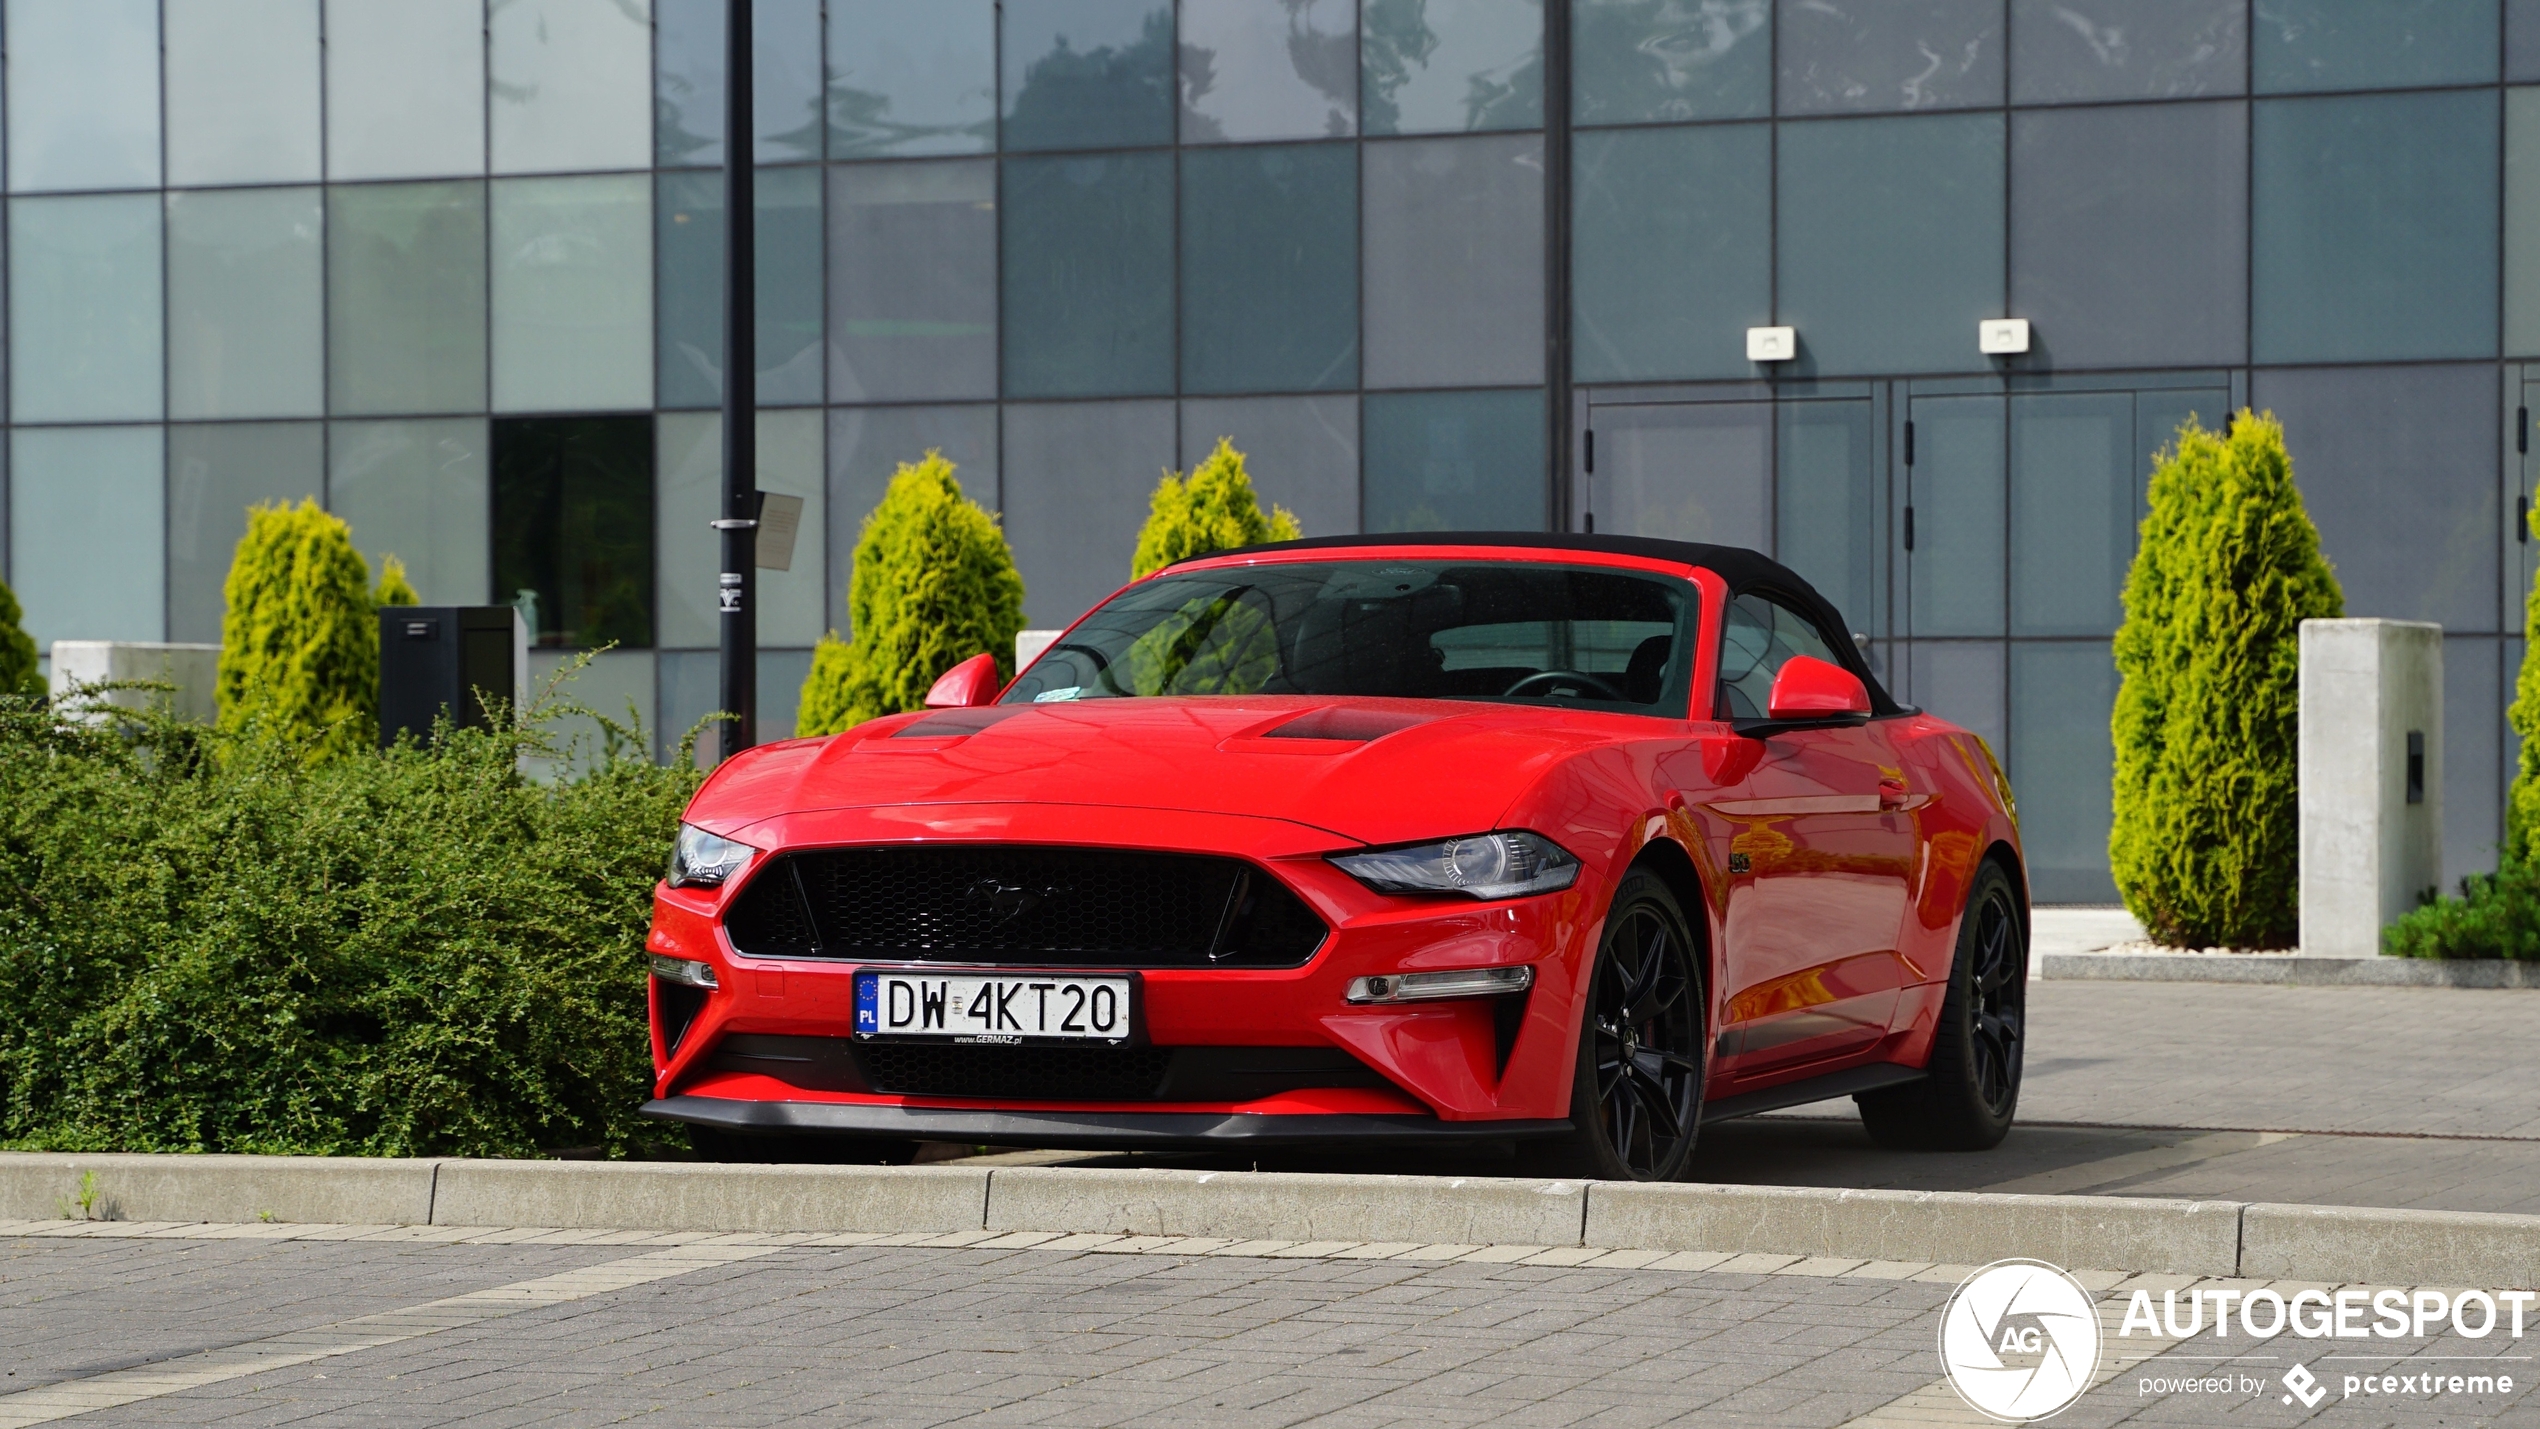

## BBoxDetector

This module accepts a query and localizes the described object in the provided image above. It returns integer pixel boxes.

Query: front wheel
[1855,861,2026,1150]
[1527,870,1706,1181]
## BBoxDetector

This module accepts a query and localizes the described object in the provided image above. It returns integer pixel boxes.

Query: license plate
[853,971,1137,1044]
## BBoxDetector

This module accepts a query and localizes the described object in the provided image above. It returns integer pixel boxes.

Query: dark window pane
[2253,0,2498,94]
[829,160,997,403]
[1178,0,1356,142]
[830,0,998,158]
[828,404,1000,636]
[2009,390,2137,637]
[2008,0,2244,103]
[327,180,486,416]
[656,168,828,409]
[1362,388,1547,533]
[1574,124,1769,383]
[2251,364,2501,635]
[2009,640,2118,902]
[1181,143,1357,395]
[1776,397,1881,635]
[491,416,656,649]
[168,422,323,644]
[1776,0,2003,115]
[1574,0,1768,123]
[1583,400,1771,549]
[1363,0,1543,135]
[2515,0,2540,82]
[1001,399,1176,626]
[1777,113,2004,377]
[1906,395,2004,639]
[656,0,823,166]
[1179,394,1360,537]
[1895,639,2003,753]
[1363,134,1544,389]
[2252,91,2498,365]
[1001,0,1175,152]
[1002,152,1174,399]
[2011,102,2246,370]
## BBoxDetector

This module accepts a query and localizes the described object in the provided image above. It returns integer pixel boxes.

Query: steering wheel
[1503,669,1626,702]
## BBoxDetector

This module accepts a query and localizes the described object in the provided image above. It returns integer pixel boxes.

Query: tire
[686,1127,920,1165]
[1525,870,1706,1181]
[1856,861,2026,1151]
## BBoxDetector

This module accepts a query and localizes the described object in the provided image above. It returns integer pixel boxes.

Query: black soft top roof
[1202,531,1902,716]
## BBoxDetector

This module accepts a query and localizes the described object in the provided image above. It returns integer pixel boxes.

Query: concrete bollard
[48,641,220,724]
[2298,619,2441,957]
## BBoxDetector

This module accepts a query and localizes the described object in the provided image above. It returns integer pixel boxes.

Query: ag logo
[1939,1259,2102,1422]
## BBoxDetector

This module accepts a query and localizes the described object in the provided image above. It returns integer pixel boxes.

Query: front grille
[858,1043,1177,1101]
[702,1036,1395,1104]
[722,845,1327,968]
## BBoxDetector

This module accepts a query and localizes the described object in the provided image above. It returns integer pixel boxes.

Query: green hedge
[0,692,696,1156]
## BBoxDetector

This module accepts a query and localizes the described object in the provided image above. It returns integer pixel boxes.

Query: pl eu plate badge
[854,976,878,1034]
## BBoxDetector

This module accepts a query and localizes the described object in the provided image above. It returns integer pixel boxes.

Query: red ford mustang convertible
[643,534,2028,1181]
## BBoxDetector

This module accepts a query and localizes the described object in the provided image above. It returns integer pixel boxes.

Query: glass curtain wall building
[6,0,2538,899]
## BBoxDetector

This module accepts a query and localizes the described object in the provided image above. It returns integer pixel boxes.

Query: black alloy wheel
[1857,861,2026,1151]
[1532,870,1706,1181]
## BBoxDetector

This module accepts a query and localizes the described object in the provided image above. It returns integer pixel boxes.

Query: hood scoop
[892,706,1030,739]
[1260,707,1437,742]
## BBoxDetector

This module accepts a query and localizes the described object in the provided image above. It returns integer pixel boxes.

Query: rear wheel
[686,1127,920,1165]
[1855,861,2025,1150]
[1528,871,1705,1181]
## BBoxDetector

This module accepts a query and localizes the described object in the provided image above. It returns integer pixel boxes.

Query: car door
[1704,592,1918,1079]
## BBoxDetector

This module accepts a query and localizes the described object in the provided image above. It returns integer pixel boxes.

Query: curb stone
[2041,951,2540,986]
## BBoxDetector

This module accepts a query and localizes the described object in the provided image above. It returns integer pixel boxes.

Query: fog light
[1344,965,1532,1004]
[649,954,719,989]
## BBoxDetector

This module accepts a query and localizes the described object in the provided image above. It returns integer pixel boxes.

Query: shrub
[1130,438,1302,580]
[2109,412,2343,949]
[797,452,1026,736]
[0,577,40,702]
[375,554,421,608]
[217,500,382,758]
[0,692,695,1156]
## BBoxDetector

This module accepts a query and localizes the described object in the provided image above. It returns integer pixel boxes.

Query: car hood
[688,696,1636,848]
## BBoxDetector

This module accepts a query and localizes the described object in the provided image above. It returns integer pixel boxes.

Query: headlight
[1329,831,1580,899]
[666,823,753,888]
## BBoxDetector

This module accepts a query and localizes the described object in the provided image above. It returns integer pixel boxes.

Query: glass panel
[2008,640,2118,902]
[2009,391,2133,637]
[2517,0,2540,83]
[167,423,325,644]
[490,416,657,649]
[167,188,325,420]
[9,194,163,424]
[1001,152,1175,399]
[2133,384,2227,508]
[1717,592,1841,719]
[1907,395,2004,639]
[1897,639,2003,753]
[490,176,653,413]
[1574,124,1770,384]
[6,0,159,192]
[657,409,825,650]
[490,0,656,175]
[1000,0,1176,152]
[1181,143,1358,395]
[2253,91,2498,365]
[1000,400,1177,627]
[656,0,824,167]
[1573,0,1768,124]
[1776,0,2004,116]
[2008,0,2245,103]
[1585,401,1770,550]
[827,161,997,404]
[1363,134,1544,389]
[1777,114,2004,377]
[2507,88,2540,357]
[525,649,656,775]
[328,181,488,416]
[2446,636,2503,887]
[2253,0,2498,94]
[325,0,485,181]
[658,648,815,753]
[2011,102,2246,370]
[826,405,1000,635]
[1179,0,1356,142]
[11,427,164,648]
[165,0,321,186]
[1179,395,1361,537]
[659,169,832,409]
[1361,388,1548,533]
[1776,398,1881,636]
[2252,364,2502,635]
[328,418,492,608]
[829,0,998,158]
[1363,0,1543,135]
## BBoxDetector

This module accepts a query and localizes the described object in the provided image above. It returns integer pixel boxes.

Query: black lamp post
[713,0,757,761]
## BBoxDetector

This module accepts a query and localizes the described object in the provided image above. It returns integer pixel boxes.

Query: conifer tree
[217,500,382,758]
[2109,412,2343,948]
[797,453,1025,736]
[0,577,40,702]
[374,555,421,608]
[1130,438,1301,580]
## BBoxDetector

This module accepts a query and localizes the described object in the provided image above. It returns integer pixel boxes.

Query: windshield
[1003,560,1697,715]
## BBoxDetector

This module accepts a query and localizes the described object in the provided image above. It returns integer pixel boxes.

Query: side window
[1716,592,1842,720]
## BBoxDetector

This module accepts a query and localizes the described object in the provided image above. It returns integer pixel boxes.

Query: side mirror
[1765,654,1871,722]
[923,652,1003,709]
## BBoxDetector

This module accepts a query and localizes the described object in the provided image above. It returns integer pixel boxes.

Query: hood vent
[1261,707,1434,742]
[892,706,1030,738]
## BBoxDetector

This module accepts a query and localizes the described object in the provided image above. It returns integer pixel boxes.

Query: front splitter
[643,1095,1570,1151]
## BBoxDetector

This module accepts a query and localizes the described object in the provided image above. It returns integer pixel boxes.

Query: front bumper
[643,1094,1571,1150]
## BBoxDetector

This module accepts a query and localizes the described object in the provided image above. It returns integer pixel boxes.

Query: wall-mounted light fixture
[1979,318,2031,355]
[1747,326,1797,362]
